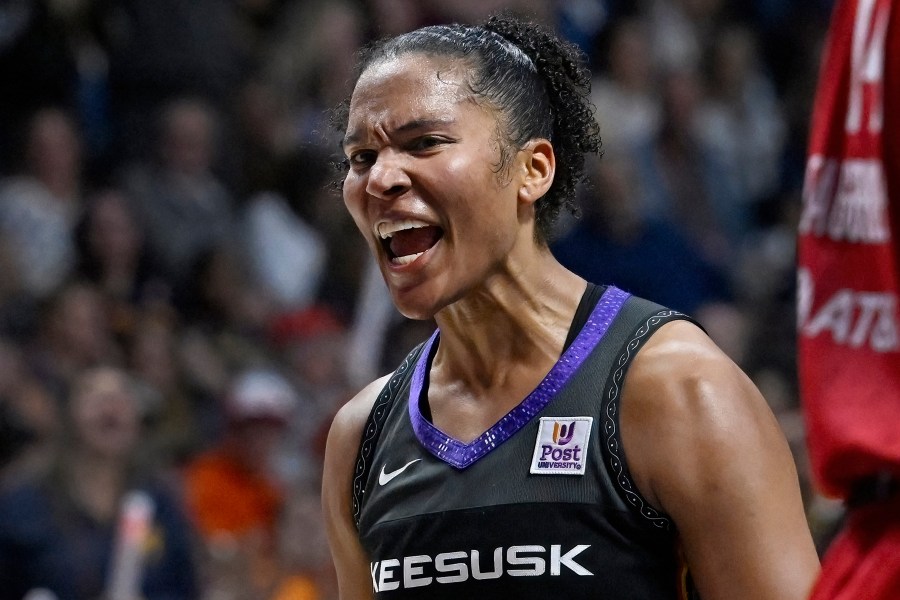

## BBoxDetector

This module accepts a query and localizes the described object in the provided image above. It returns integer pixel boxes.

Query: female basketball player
[322,14,819,600]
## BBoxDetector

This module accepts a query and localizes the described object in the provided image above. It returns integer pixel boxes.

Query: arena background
[0,1,841,598]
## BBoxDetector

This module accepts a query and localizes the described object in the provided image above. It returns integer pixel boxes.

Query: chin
[389,288,444,322]
[393,301,439,322]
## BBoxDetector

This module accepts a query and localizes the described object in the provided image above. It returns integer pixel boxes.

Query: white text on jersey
[369,544,593,592]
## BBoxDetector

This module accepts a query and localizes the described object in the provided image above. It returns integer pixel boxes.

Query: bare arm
[322,376,390,600]
[622,321,820,600]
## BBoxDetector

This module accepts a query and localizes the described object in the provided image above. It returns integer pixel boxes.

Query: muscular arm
[322,376,389,600]
[622,321,820,600]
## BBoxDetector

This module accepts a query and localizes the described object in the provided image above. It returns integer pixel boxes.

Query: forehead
[345,54,480,137]
[73,370,129,403]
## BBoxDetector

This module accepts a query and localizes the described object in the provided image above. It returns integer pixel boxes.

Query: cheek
[439,160,489,214]
[443,150,497,185]
[443,159,516,234]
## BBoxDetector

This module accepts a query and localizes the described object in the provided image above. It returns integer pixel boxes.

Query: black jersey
[353,285,699,599]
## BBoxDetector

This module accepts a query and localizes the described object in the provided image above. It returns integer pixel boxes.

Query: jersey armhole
[351,340,430,529]
[599,303,704,533]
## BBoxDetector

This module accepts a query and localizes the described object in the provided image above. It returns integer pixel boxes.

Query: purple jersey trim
[408,285,631,469]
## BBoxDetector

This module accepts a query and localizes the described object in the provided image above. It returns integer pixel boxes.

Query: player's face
[342,54,527,319]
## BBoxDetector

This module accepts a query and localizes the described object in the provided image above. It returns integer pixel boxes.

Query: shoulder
[621,319,787,510]
[324,335,428,494]
[627,319,747,401]
[621,320,819,599]
[322,373,392,512]
[321,375,392,600]
[325,374,391,465]
[0,479,53,538]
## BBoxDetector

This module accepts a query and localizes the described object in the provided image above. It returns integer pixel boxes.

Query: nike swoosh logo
[378,459,422,486]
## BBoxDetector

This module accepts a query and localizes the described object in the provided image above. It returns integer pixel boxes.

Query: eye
[409,136,449,153]
[348,149,377,169]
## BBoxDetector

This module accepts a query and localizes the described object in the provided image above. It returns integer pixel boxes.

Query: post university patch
[530,417,593,475]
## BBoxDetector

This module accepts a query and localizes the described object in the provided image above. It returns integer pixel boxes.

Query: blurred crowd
[0,0,842,599]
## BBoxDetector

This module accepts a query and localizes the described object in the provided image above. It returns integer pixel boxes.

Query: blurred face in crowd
[25,108,81,188]
[70,368,141,460]
[608,19,654,91]
[582,155,643,238]
[661,69,702,134]
[49,283,113,364]
[230,418,285,474]
[711,26,757,99]
[161,101,216,177]
[85,190,143,268]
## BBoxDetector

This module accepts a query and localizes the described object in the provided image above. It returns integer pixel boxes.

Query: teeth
[393,251,424,265]
[377,219,431,239]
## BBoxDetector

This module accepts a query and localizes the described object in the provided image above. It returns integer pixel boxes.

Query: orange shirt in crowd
[184,448,283,538]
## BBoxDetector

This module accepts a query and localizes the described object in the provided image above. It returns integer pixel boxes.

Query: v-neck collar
[408,285,631,469]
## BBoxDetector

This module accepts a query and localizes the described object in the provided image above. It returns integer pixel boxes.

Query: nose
[365,150,411,200]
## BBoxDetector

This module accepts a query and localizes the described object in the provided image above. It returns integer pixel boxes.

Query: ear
[517,138,555,206]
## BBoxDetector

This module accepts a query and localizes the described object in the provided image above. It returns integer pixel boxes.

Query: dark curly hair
[333,14,602,243]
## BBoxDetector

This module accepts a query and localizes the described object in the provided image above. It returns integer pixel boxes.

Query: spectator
[695,24,787,213]
[126,307,204,472]
[0,108,83,300]
[0,373,60,489]
[0,2,78,170]
[184,368,298,600]
[0,366,198,600]
[0,338,59,487]
[231,79,296,201]
[269,305,353,476]
[270,484,334,600]
[27,281,121,400]
[121,98,236,290]
[552,153,730,315]
[100,0,251,163]
[631,68,743,267]
[645,0,724,73]
[590,17,662,150]
[261,0,364,148]
[242,190,328,314]
[74,186,171,339]
[176,245,276,404]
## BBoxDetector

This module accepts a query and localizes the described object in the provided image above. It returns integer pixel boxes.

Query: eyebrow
[342,117,458,148]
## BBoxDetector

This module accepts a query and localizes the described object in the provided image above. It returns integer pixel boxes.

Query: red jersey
[798,0,900,499]
[800,2,900,597]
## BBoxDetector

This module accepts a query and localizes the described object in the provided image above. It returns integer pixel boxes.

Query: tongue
[390,226,442,258]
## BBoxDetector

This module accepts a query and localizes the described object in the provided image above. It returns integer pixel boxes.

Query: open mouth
[377,220,444,265]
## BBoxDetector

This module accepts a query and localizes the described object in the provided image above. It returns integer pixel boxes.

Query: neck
[432,249,586,393]
[66,450,129,522]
